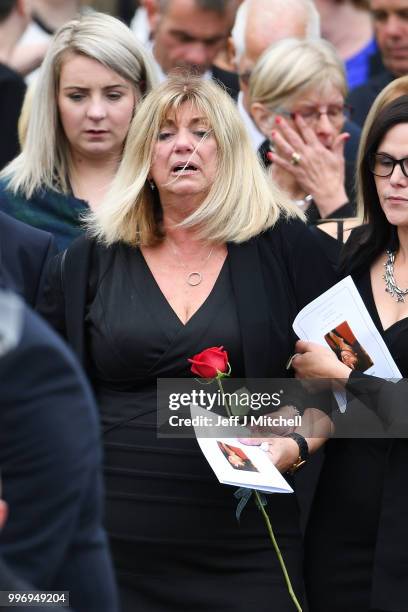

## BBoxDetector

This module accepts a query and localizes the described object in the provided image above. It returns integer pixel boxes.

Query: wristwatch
[286,432,309,474]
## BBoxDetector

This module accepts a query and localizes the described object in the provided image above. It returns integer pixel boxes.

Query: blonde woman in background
[248,38,355,223]
[0,12,156,250]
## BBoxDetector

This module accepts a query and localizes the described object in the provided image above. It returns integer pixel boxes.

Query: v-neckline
[136,248,229,328]
[366,269,408,335]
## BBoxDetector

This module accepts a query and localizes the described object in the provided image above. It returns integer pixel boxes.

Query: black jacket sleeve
[0,293,119,612]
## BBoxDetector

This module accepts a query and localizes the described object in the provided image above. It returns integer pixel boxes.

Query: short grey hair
[232,0,321,64]
[249,38,347,110]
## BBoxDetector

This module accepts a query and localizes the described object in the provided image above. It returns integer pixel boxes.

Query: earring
[148,179,156,191]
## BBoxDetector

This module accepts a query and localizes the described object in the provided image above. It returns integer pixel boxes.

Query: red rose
[188,346,229,378]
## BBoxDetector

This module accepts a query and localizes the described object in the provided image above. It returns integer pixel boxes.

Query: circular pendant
[187,272,202,286]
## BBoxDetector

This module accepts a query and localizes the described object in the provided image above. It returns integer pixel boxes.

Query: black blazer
[0,291,119,612]
[0,210,57,307]
[38,217,337,378]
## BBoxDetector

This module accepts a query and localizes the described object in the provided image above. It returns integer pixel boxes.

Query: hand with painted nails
[268,114,349,218]
[248,38,353,219]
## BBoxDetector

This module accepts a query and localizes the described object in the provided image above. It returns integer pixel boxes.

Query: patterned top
[0,178,88,251]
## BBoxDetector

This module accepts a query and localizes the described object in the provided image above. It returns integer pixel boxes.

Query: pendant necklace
[167,240,214,286]
[383,250,408,303]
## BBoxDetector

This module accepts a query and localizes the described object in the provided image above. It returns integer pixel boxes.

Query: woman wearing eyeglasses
[292,95,408,611]
[248,38,356,222]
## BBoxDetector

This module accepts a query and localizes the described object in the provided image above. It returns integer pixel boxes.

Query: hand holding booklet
[292,276,401,411]
[191,405,293,494]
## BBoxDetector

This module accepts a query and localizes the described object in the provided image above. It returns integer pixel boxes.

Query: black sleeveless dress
[305,269,408,612]
[85,244,304,611]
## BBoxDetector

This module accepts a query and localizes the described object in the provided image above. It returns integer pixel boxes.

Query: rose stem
[216,376,302,612]
[254,490,302,611]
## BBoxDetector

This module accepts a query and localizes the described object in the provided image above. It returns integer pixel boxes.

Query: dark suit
[0,291,119,612]
[348,70,394,127]
[343,118,361,166]
[0,210,57,307]
[211,65,240,99]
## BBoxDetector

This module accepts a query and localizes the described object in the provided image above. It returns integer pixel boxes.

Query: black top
[354,269,408,374]
[86,245,245,395]
[85,244,306,611]
[79,241,305,610]
[39,218,338,376]
[305,265,408,612]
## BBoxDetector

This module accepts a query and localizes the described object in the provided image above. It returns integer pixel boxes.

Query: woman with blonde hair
[249,37,355,222]
[39,73,336,610]
[0,11,156,250]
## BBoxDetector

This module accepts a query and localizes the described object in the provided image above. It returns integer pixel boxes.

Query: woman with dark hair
[293,95,408,612]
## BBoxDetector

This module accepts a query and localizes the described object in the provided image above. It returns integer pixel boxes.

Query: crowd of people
[1,1,408,611]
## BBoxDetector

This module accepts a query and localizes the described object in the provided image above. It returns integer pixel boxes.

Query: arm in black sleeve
[35,250,67,337]
[0,297,118,611]
[274,217,339,310]
[346,371,408,435]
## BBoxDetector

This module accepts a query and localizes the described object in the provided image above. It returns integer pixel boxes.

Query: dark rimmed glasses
[370,153,408,178]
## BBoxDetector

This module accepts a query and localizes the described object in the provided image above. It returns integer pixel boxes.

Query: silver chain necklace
[383,250,408,303]
[167,240,214,286]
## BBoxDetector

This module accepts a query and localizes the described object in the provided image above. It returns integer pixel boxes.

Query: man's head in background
[231,0,320,109]
[148,0,239,75]
[370,0,408,77]
[314,0,370,29]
